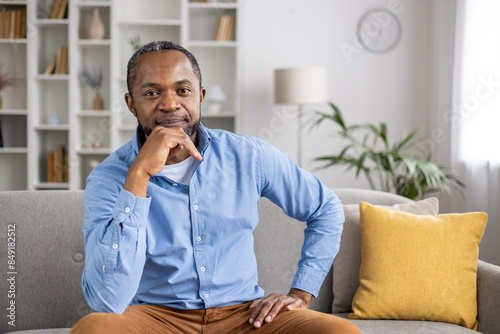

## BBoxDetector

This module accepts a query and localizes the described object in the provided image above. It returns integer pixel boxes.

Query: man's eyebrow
[139,80,193,90]
[140,82,160,90]
[176,79,194,86]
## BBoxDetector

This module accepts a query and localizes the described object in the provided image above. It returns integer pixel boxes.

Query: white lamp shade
[205,85,227,102]
[274,66,327,104]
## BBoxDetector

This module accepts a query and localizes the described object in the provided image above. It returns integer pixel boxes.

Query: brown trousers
[70,302,361,334]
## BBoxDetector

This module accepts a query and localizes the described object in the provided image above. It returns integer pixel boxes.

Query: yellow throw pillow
[349,202,488,330]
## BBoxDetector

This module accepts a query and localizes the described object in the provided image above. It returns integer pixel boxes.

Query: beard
[138,118,200,138]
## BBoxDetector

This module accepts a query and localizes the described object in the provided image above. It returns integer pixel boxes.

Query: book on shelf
[60,46,68,74]
[44,56,57,75]
[213,14,235,42]
[47,146,68,183]
[0,8,27,39]
[44,46,68,75]
[47,0,68,19]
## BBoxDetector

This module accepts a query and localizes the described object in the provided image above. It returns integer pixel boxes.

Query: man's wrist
[124,167,150,198]
[288,288,312,307]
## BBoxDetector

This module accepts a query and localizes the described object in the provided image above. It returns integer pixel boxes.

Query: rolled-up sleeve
[257,139,344,297]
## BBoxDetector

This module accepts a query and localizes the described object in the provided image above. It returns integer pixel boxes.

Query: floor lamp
[274,66,327,167]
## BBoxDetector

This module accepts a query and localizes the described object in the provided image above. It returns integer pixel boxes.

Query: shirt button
[200,267,206,272]
[196,236,201,242]
[204,294,209,298]
[112,244,118,250]
[172,183,178,187]
[193,205,199,211]
[124,207,131,213]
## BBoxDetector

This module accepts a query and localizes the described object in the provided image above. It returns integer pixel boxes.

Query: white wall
[239,0,434,189]
[239,0,500,266]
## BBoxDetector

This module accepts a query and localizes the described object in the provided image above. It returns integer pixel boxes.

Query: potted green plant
[312,102,464,200]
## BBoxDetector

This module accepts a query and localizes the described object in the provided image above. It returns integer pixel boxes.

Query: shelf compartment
[78,6,111,40]
[117,24,181,77]
[116,0,181,21]
[34,130,69,185]
[78,117,111,150]
[0,114,27,147]
[36,24,68,75]
[190,46,237,114]
[0,42,27,109]
[36,0,68,20]
[0,154,26,191]
[34,80,69,125]
[189,7,237,42]
[78,46,110,110]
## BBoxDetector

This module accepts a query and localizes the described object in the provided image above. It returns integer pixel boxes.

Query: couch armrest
[477,259,500,334]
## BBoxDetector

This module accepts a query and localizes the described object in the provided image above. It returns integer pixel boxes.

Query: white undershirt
[160,156,196,186]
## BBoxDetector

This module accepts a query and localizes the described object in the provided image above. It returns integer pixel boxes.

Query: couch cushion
[5,329,70,334]
[332,197,439,313]
[334,313,479,334]
[349,202,487,330]
[0,191,92,333]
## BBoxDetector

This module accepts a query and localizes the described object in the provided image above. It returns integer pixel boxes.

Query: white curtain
[451,0,500,265]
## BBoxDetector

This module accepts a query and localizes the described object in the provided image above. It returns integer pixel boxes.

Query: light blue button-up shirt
[82,123,345,314]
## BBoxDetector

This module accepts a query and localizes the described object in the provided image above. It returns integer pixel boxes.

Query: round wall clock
[356,8,402,54]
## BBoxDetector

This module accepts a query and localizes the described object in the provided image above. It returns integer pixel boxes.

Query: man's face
[125,50,205,140]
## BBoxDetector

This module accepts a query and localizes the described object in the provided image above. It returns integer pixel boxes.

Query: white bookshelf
[0,0,241,191]
[0,0,29,190]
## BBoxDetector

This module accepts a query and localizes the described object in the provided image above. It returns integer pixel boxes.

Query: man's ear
[200,87,206,105]
[125,93,136,117]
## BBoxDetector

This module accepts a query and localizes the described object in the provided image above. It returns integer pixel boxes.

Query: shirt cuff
[291,267,326,298]
[111,188,151,228]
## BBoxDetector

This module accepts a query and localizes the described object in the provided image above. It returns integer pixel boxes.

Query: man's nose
[159,91,179,111]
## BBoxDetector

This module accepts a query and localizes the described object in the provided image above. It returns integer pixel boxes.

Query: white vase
[48,110,61,125]
[87,8,105,40]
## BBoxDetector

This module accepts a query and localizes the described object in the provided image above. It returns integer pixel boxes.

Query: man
[71,41,360,334]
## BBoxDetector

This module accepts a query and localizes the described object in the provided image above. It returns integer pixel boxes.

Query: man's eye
[145,91,158,96]
[179,88,191,94]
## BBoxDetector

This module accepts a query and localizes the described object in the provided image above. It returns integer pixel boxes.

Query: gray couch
[0,189,499,334]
